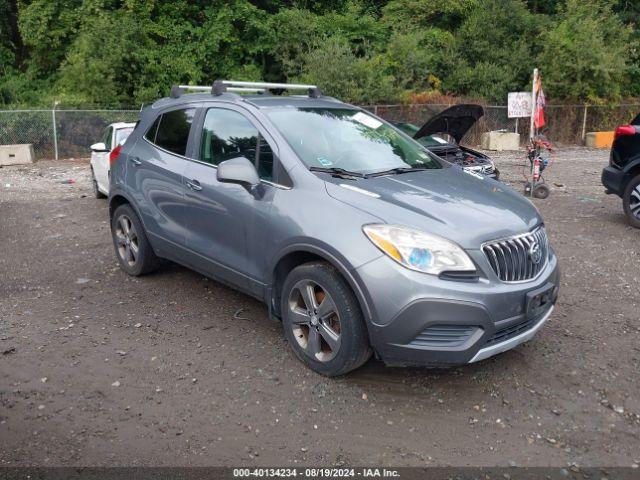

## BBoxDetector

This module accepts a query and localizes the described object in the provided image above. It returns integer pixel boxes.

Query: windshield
[115,127,134,147]
[394,122,453,148]
[264,108,442,174]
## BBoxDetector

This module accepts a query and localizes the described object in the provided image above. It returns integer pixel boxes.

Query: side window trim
[147,116,161,144]
[185,106,206,160]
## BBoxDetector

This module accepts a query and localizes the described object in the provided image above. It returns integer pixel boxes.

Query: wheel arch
[268,244,374,329]
[622,156,640,189]
[108,193,131,220]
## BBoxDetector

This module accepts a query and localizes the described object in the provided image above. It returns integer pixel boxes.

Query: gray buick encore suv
[108,80,559,376]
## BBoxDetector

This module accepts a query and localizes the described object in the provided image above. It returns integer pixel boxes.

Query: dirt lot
[1,148,639,468]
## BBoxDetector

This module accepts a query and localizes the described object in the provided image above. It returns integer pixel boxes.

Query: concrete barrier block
[585,131,614,148]
[0,144,36,166]
[480,131,520,151]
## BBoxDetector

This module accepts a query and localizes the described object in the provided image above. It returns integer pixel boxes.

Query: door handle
[186,179,202,191]
[130,156,142,166]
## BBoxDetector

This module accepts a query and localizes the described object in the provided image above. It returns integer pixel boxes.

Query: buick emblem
[528,241,542,264]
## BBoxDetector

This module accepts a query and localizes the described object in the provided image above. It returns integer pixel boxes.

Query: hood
[323,167,540,249]
[413,104,484,144]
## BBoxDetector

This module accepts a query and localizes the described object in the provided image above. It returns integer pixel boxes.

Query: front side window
[145,108,195,156]
[264,108,442,175]
[200,108,275,181]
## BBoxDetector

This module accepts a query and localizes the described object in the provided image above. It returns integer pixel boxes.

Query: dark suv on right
[602,112,640,227]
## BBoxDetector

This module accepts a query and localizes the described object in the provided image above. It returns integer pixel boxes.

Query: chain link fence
[0,109,140,159]
[1,104,639,160]
[364,103,640,147]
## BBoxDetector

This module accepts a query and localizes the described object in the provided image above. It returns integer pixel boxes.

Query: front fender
[268,239,382,324]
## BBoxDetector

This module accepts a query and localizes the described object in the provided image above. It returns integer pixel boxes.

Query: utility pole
[52,101,60,161]
[529,68,538,142]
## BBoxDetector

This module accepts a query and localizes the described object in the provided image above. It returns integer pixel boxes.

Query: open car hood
[413,104,484,144]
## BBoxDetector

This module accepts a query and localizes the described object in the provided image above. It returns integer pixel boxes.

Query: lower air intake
[409,325,479,348]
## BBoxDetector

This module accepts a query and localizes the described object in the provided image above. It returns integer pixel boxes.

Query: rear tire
[623,173,640,229]
[281,262,372,376]
[111,204,159,275]
[91,168,106,199]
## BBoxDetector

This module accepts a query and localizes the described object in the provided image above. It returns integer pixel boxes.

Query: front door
[183,106,279,294]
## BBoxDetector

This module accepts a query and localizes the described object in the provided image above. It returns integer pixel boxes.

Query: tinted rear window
[145,108,195,156]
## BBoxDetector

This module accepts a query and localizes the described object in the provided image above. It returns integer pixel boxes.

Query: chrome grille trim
[481,226,549,283]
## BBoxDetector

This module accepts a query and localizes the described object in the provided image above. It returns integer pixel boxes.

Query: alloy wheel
[114,215,139,267]
[288,279,342,362]
[630,184,640,219]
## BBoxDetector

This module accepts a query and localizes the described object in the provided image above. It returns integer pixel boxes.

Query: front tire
[111,204,159,275]
[281,262,372,376]
[623,174,640,229]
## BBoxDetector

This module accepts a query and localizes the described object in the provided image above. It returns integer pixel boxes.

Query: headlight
[363,224,476,275]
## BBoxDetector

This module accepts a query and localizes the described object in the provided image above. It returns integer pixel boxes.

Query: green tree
[1,0,639,106]
[539,0,632,101]
[382,0,478,30]
[445,0,546,102]
[297,36,396,103]
[18,0,84,75]
[379,29,454,93]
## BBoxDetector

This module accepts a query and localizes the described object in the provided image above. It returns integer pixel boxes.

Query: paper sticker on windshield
[432,135,448,144]
[351,112,382,129]
[317,156,333,167]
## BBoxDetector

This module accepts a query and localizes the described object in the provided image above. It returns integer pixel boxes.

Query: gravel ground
[0,148,639,468]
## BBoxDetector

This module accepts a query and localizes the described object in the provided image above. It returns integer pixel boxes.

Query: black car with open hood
[395,104,499,179]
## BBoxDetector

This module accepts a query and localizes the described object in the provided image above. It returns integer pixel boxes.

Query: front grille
[409,325,479,348]
[482,226,549,282]
[464,164,494,175]
[482,164,494,175]
[486,318,536,346]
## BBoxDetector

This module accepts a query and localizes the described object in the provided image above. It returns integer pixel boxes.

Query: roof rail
[170,80,322,99]
[170,84,265,98]
[212,80,321,98]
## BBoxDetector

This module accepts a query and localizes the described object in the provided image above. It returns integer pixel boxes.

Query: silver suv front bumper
[468,305,554,363]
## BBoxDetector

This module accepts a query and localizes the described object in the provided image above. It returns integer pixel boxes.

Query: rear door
[182,105,281,294]
[125,107,196,256]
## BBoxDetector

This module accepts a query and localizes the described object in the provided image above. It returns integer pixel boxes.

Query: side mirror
[90,142,108,152]
[217,157,260,187]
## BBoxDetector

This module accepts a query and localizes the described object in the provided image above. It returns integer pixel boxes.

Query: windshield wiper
[309,166,365,178]
[364,166,430,178]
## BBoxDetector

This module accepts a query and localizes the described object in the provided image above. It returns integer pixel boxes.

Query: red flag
[534,77,546,129]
